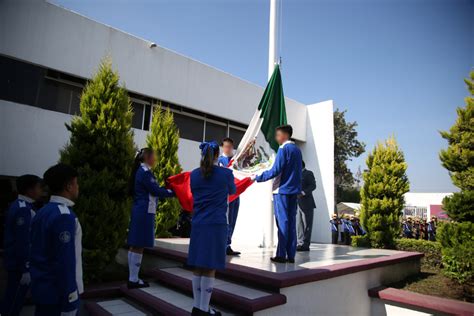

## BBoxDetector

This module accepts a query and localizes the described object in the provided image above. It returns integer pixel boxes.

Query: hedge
[394,238,442,270]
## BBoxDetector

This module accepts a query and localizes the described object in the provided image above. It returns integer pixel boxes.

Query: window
[229,127,246,147]
[131,102,145,129]
[143,104,151,131]
[0,55,44,106]
[173,112,204,142]
[37,79,74,114]
[205,121,227,142]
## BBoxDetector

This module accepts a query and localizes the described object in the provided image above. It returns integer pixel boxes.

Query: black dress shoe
[226,246,241,256]
[192,307,203,315]
[296,246,310,252]
[270,256,287,263]
[127,280,150,289]
[287,258,295,263]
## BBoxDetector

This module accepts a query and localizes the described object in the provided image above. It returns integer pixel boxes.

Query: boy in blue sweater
[253,125,302,263]
[2,175,42,316]
[217,137,241,256]
[30,164,82,316]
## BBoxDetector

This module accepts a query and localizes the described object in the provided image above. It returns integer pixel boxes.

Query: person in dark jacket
[296,161,316,251]
[2,175,42,316]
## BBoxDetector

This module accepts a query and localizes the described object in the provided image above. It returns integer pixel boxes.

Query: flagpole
[265,0,279,248]
[268,0,278,79]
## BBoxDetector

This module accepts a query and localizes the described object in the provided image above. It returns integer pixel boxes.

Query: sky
[52,0,473,192]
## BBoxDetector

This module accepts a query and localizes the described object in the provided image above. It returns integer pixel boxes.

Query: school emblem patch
[16,217,25,226]
[59,231,71,243]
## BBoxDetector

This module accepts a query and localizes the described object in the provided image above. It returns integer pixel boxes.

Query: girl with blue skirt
[188,141,236,316]
[127,148,175,289]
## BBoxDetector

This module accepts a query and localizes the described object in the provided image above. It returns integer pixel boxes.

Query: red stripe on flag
[166,172,254,212]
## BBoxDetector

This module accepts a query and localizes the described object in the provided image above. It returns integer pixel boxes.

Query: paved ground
[154,238,403,273]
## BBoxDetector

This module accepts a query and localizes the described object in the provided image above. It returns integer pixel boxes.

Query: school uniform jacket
[255,141,303,195]
[4,195,35,272]
[132,163,175,214]
[30,196,83,313]
[190,166,236,225]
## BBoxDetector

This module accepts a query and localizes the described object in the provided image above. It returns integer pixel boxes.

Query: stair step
[121,283,238,316]
[86,298,152,316]
[150,267,286,314]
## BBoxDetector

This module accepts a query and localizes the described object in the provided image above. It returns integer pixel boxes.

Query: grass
[390,267,472,303]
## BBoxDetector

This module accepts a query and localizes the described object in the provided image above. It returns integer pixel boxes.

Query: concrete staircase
[84,261,286,315]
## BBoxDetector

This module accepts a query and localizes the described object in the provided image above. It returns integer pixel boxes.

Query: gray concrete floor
[154,238,404,273]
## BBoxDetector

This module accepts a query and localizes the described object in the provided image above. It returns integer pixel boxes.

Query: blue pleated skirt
[187,224,227,270]
[127,208,156,248]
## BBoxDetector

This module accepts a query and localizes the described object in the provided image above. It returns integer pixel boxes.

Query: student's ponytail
[128,148,153,196]
[199,141,219,178]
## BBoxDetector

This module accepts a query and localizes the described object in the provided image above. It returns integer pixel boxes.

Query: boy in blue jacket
[30,164,82,316]
[253,125,302,263]
[217,137,241,256]
[2,175,42,316]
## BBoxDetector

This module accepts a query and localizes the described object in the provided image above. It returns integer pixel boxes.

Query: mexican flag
[167,65,287,211]
[231,64,287,175]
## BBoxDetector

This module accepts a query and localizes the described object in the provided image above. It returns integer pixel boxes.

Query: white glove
[60,310,77,316]
[19,272,30,285]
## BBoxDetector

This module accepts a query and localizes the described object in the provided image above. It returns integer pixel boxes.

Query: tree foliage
[146,105,183,237]
[334,109,365,203]
[439,71,474,222]
[360,137,409,248]
[60,59,135,281]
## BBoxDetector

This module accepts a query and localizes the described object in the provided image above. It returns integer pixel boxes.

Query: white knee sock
[192,275,201,309]
[200,276,215,312]
[128,251,143,283]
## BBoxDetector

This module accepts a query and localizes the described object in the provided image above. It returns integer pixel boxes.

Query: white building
[403,192,453,219]
[0,1,335,243]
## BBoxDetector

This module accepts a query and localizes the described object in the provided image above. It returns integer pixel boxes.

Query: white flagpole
[268,0,278,79]
[265,0,279,248]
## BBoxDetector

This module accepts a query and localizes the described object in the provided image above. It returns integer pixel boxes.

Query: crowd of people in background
[402,216,438,241]
[329,214,366,245]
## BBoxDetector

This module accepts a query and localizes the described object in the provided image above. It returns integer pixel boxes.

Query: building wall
[0,0,306,140]
[0,101,202,176]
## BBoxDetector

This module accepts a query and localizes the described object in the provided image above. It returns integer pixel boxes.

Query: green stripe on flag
[258,64,287,152]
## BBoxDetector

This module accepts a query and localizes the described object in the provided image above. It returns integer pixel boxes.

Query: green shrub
[60,59,135,281]
[360,137,409,249]
[351,235,371,248]
[395,238,442,270]
[437,222,474,284]
[146,105,183,237]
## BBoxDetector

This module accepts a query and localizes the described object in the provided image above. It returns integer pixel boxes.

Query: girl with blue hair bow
[188,141,236,316]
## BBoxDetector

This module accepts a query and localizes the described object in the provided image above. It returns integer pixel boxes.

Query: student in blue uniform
[2,175,42,316]
[217,137,241,256]
[30,164,82,316]
[329,214,340,244]
[253,125,303,263]
[127,148,175,289]
[188,141,236,316]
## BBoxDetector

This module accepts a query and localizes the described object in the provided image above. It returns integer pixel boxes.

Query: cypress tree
[146,105,182,237]
[360,137,410,248]
[439,71,474,222]
[60,59,135,281]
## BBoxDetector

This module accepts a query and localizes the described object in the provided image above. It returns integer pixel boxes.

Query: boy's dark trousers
[331,230,339,244]
[1,270,29,316]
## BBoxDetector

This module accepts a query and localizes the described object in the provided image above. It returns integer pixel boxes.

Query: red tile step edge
[119,284,191,316]
[149,267,286,314]
[368,286,474,316]
[145,246,424,290]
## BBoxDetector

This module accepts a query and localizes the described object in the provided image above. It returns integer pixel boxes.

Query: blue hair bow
[199,141,219,157]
